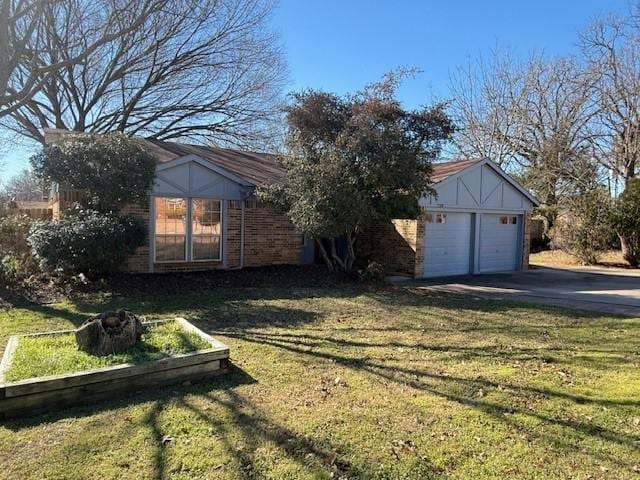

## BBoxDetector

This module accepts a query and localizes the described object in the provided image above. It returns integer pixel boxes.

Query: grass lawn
[0,285,639,479]
[4,321,210,382]
[531,250,631,269]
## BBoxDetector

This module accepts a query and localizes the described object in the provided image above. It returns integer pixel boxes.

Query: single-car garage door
[423,212,472,277]
[479,214,519,273]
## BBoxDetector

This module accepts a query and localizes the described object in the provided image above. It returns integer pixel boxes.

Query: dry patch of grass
[531,249,630,268]
[0,286,639,479]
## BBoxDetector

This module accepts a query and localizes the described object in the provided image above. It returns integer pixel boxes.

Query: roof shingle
[430,158,484,183]
[141,138,285,187]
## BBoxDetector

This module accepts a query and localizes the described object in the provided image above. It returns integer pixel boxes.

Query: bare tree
[450,51,600,211]
[1,0,287,148]
[0,0,165,118]
[580,5,640,262]
[580,8,640,188]
[448,50,524,169]
[1,168,48,201]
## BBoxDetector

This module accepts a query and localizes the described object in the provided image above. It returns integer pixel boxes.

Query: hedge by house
[28,209,146,277]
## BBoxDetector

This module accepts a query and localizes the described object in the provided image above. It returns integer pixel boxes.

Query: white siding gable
[421,163,534,211]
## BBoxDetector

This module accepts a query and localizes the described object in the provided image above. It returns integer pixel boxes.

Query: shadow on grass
[2,284,639,477]
[6,363,361,479]
[219,328,639,453]
[2,363,256,431]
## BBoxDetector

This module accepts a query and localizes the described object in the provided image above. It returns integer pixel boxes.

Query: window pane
[193,235,221,261]
[192,199,221,260]
[511,216,517,224]
[155,197,186,261]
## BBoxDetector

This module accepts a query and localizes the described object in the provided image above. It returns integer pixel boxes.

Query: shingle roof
[43,129,486,188]
[431,158,483,183]
[140,138,285,187]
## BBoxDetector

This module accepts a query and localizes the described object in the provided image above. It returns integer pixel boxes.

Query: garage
[479,213,520,273]
[423,212,472,277]
[418,158,539,278]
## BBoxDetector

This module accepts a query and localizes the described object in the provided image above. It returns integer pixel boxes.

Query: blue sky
[0,0,630,180]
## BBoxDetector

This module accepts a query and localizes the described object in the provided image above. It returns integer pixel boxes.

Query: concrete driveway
[400,266,640,316]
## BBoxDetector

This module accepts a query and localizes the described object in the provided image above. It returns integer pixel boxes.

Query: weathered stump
[75,310,144,356]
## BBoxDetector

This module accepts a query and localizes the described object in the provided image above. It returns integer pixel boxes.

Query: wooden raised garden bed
[0,318,229,419]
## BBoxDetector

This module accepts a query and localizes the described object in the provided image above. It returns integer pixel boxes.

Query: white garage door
[423,212,472,277]
[479,214,519,273]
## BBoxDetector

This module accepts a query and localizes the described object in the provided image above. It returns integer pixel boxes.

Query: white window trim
[153,195,223,264]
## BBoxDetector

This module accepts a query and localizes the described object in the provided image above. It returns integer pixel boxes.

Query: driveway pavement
[396,266,640,317]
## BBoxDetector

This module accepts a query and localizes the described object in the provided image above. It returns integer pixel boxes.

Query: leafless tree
[448,50,524,169]
[1,0,287,148]
[1,167,48,201]
[580,7,640,189]
[580,5,640,260]
[0,0,165,118]
[450,51,601,210]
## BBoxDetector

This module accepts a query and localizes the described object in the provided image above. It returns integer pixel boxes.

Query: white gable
[152,157,247,199]
[421,162,535,211]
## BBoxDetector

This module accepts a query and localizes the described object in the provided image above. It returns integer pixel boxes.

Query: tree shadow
[170,390,362,479]
[2,363,256,430]
[218,329,640,458]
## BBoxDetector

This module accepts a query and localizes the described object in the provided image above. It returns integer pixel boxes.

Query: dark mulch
[86,264,356,296]
[0,265,361,309]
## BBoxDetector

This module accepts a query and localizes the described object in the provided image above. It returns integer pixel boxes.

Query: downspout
[240,199,245,269]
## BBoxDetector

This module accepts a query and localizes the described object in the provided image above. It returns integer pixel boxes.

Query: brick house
[46,129,314,274]
[45,129,537,277]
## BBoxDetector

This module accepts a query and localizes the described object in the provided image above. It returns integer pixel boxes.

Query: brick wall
[414,211,427,278]
[358,219,418,275]
[242,200,303,267]
[120,203,151,273]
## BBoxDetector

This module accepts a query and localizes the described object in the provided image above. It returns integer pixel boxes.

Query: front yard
[531,250,630,269]
[1,283,639,479]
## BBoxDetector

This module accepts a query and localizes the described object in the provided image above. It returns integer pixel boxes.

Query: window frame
[153,196,188,263]
[190,198,223,263]
[153,195,224,264]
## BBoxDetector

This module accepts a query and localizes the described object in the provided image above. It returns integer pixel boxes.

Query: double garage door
[423,212,520,278]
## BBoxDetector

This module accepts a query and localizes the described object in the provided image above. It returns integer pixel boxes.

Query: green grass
[0,285,639,479]
[3,321,210,382]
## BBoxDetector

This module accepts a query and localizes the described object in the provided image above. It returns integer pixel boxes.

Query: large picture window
[154,197,222,263]
[191,199,222,261]
[155,197,187,261]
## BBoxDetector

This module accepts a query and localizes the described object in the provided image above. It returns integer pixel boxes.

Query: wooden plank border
[0,318,229,419]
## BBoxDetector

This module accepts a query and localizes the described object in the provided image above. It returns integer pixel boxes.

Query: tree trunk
[316,239,334,271]
[345,232,356,272]
[315,236,357,273]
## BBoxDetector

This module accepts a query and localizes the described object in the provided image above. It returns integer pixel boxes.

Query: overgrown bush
[0,214,32,256]
[0,215,41,288]
[28,209,146,277]
[361,261,385,282]
[551,189,613,265]
[611,178,640,267]
[30,133,156,213]
[0,255,22,286]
